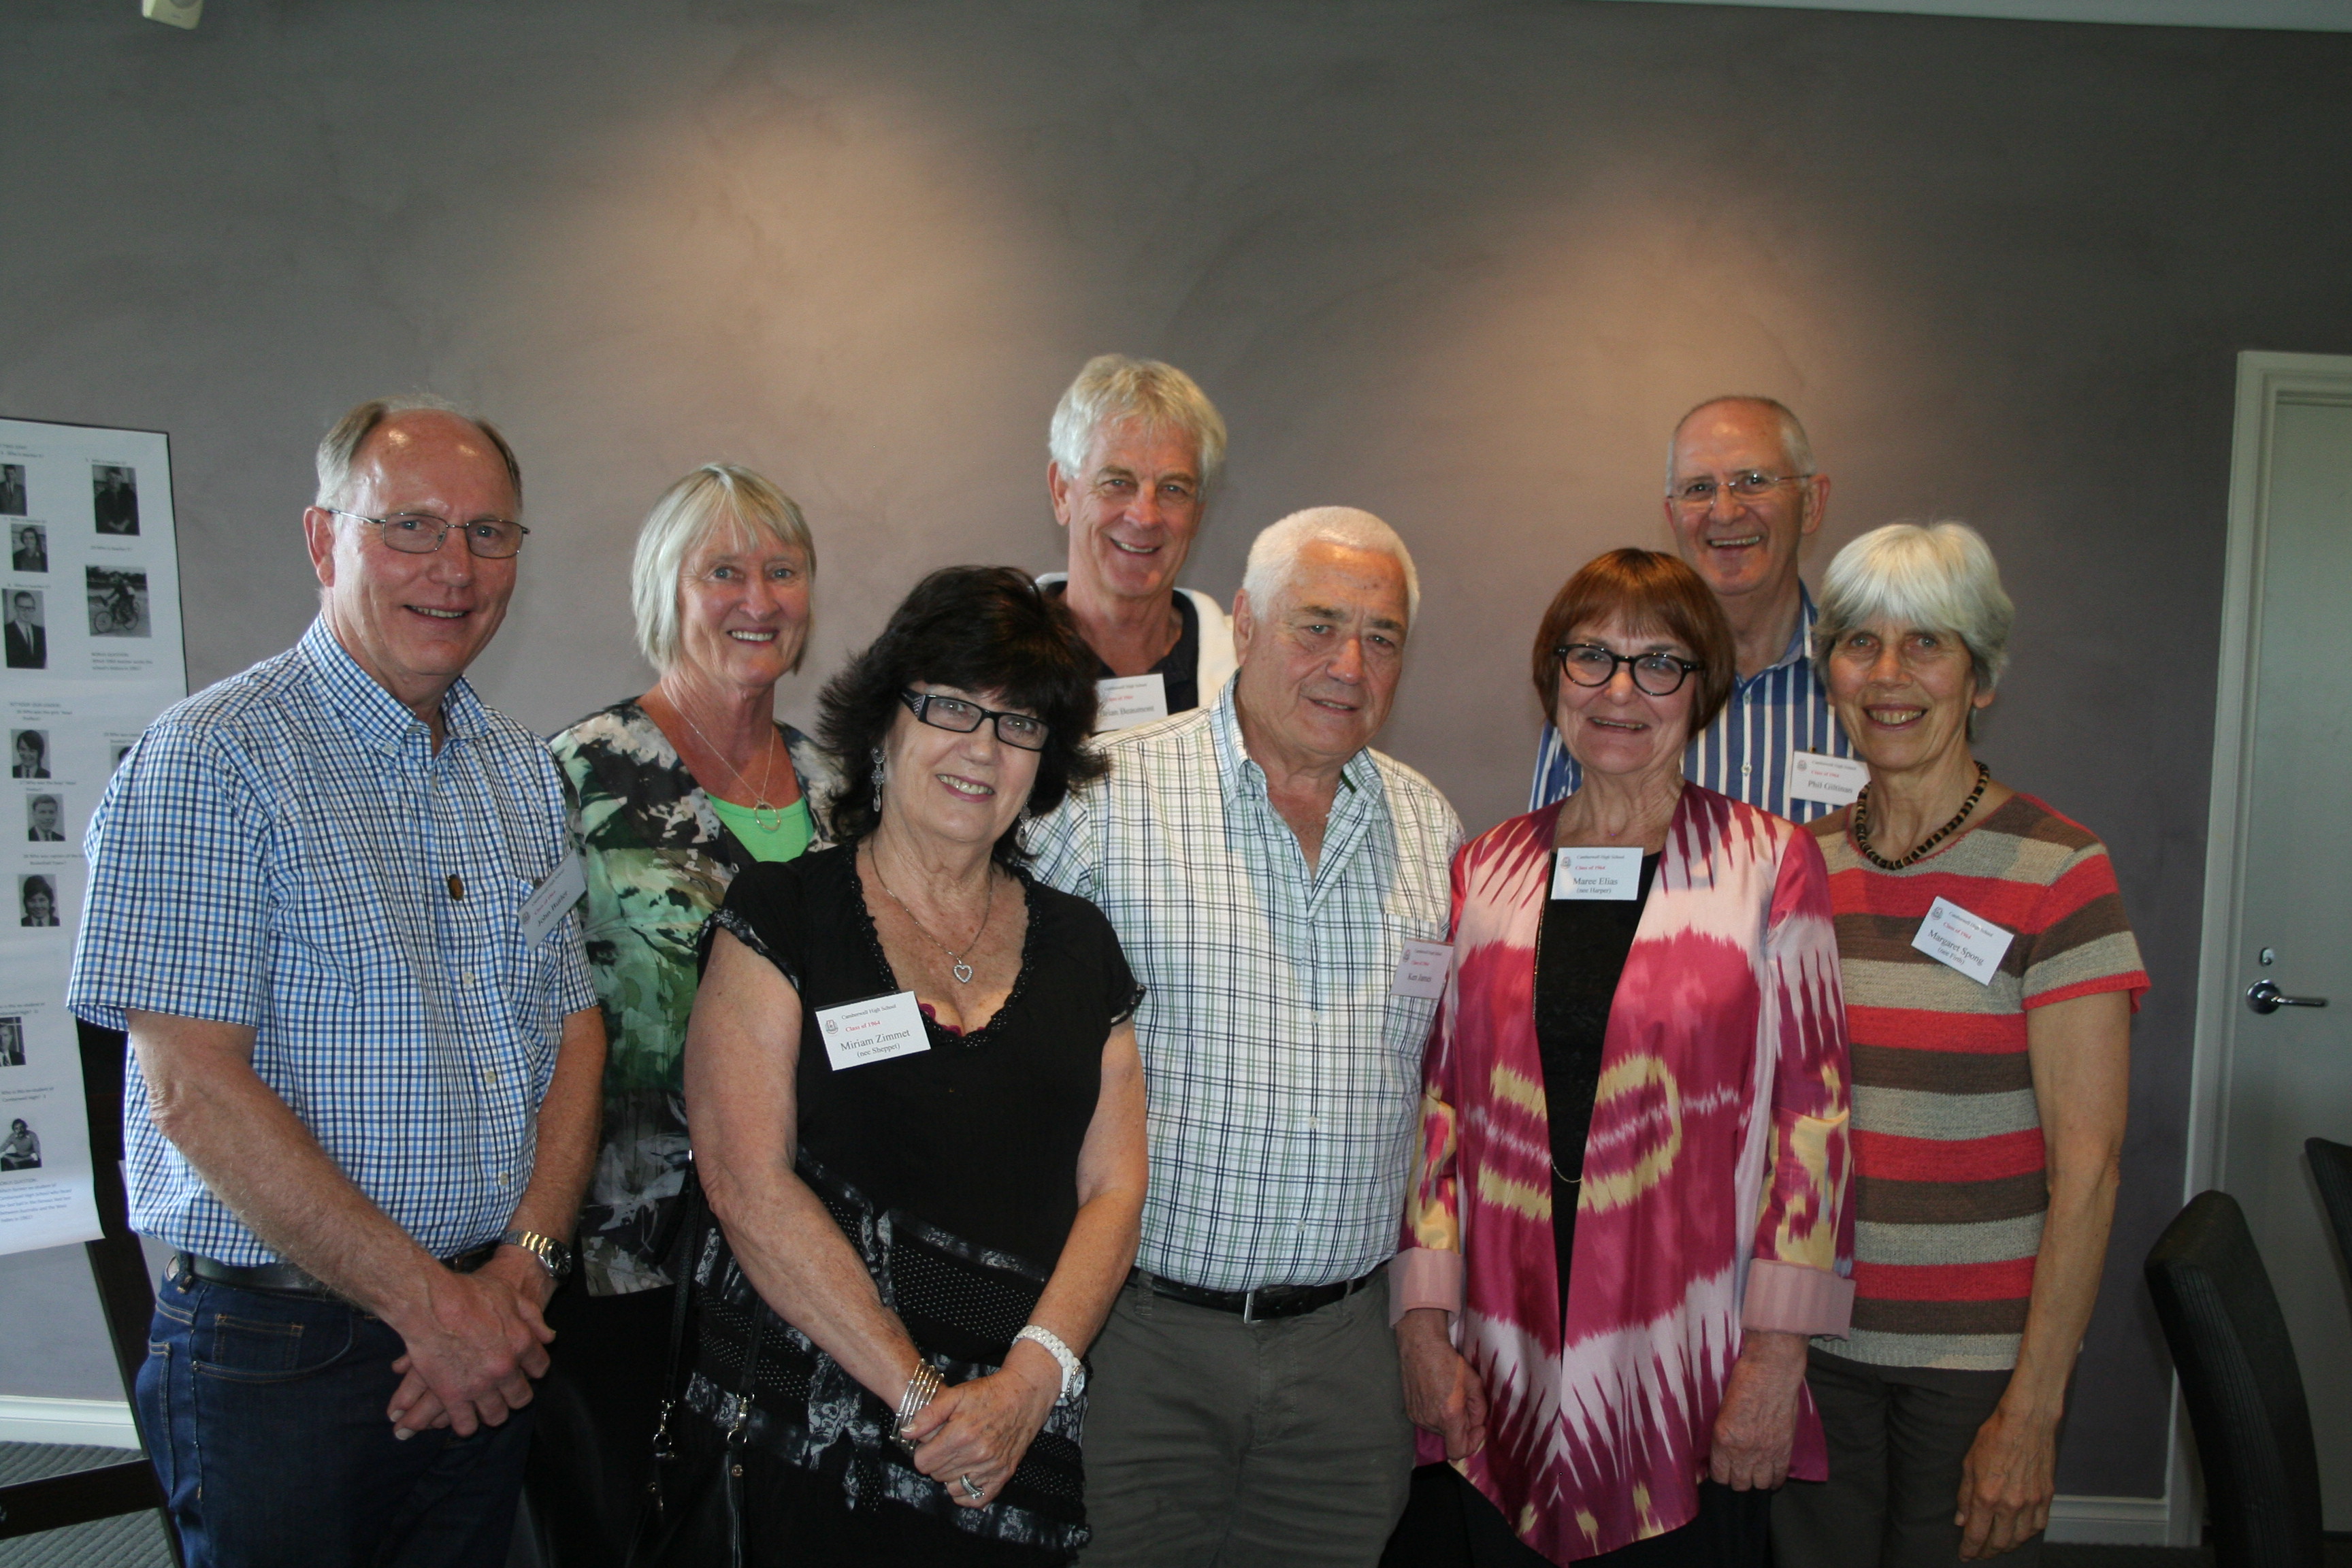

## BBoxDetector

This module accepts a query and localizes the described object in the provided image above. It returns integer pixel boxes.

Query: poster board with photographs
[0,418,186,1254]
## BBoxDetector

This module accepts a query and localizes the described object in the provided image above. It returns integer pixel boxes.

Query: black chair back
[2306,1138,2352,1309]
[2144,1189,2325,1568]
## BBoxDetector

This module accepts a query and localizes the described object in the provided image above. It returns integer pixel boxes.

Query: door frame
[2174,348,2352,1541]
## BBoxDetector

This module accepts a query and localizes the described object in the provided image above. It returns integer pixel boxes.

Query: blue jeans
[140,1258,534,1568]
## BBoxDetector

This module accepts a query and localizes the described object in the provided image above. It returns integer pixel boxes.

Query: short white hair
[1048,355,1228,495]
[1665,395,1816,489]
[1240,506,1421,628]
[1812,520,2013,690]
[630,463,817,673]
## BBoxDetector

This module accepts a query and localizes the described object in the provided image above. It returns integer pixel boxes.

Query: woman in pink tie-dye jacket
[1390,549,1855,1566]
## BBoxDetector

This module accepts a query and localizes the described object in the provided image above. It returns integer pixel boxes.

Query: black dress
[688,844,1140,1566]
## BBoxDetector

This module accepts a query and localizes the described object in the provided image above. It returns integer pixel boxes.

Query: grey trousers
[1079,1273,1415,1568]
[1773,1347,2043,1568]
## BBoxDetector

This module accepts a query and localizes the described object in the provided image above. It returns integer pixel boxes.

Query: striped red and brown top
[1806,791,2147,1371]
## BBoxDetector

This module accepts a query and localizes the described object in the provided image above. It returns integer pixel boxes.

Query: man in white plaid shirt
[1029,506,1461,1567]
[67,400,605,1568]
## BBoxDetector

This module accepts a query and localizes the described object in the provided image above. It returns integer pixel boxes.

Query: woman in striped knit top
[1773,523,2146,1567]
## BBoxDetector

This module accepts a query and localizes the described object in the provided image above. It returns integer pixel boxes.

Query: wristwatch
[499,1228,574,1284]
[1015,1324,1086,1404]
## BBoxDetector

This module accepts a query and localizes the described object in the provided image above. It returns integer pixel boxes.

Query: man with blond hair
[1040,353,1239,730]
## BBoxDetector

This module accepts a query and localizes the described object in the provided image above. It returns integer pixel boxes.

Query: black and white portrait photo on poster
[11,730,48,780]
[12,524,46,574]
[18,875,58,928]
[1,1117,41,1171]
[0,466,26,518]
[112,743,131,770]
[0,1017,22,1068]
[27,794,63,843]
[5,589,44,670]
[91,463,137,535]
[86,566,148,638]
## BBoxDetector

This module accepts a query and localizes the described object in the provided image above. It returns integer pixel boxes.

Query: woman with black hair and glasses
[678,566,1148,1566]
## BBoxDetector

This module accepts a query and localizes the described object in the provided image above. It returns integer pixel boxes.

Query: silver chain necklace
[866,845,994,985]
[674,702,786,832]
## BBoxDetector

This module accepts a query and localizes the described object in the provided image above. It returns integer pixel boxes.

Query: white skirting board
[0,1395,144,1449]
[2044,1493,2173,1545]
[0,1396,2184,1546]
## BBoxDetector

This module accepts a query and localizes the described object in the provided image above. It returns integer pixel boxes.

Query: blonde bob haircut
[1812,520,2014,691]
[630,463,817,674]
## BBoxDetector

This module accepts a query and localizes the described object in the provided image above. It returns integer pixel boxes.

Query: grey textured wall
[6,0,2350,1500]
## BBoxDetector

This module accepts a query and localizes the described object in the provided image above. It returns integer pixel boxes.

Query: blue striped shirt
[67,618,596,1264]
[1529,587,1852,821]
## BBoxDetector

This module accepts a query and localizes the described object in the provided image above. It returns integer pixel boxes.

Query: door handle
[2247,980,2330,1015]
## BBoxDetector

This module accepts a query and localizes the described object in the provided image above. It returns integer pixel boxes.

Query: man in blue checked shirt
[67,399,606,1568]
[1530,395,1856,819]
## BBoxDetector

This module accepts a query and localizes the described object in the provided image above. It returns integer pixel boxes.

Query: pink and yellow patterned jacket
[1392,786,1854,1563]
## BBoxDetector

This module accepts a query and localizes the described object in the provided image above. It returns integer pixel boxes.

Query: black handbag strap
[645,1159,710,1471]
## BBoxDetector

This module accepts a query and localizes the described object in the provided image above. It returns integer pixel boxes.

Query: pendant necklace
[1852,761,1990,872]
[675,702,787,832]
[868,845,994,985]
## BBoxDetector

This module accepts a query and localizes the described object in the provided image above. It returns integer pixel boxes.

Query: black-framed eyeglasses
[899,690,1051,751]
[329,509,531,559]
[1667,470,1810,510]
[1556,643,1703,697]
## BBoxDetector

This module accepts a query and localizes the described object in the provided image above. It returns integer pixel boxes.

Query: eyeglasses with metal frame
[1556,642,1704,697]
[898,690,1051,751]
[329,509,531,559]
[1667,470,1812,510]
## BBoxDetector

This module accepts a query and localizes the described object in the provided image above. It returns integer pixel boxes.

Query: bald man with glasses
[1530,395,1856,820]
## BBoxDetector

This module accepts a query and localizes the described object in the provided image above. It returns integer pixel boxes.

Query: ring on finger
[960,1473,984,1502]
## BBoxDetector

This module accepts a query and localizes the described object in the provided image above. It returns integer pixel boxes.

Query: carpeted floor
[5,1441,2345,1568]
[0,1445,173,1568]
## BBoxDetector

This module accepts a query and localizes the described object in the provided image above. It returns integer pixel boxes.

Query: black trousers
[521,1280,675,1568]
[1383,1461,1771,1567]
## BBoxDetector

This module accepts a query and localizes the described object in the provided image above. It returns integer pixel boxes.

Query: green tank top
[708,795,813,863]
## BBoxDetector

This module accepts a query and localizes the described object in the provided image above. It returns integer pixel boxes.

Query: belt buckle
[1241,1286,1258,1325]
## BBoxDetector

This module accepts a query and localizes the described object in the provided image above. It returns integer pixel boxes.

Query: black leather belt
[1130,1267,1379,1323]
[176,1243,500,1302]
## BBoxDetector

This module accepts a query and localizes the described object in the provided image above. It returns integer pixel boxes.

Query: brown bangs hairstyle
[1531,548,1737,735]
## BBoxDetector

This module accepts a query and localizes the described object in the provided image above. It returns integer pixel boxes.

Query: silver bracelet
[1014,1324,1086,1404]
[893,1361,945,1452]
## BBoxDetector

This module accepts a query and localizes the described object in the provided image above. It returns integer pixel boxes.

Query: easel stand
[0,1022,183,1561]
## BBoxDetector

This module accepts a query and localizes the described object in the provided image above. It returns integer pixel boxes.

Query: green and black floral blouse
[549,700,839,1295]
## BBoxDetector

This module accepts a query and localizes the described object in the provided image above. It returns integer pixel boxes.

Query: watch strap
[1014,1323,1085,1403]
[499,1228,572,1281]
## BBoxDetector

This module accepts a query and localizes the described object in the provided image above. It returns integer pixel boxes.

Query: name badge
[519,850,587,946]
[1095,673,1170,732]
[1912,896,2014,985]
[1552,847,1643,901]
[1788,750,1869,807]
[815,990,932,1071]
[1390,938,1454,1001]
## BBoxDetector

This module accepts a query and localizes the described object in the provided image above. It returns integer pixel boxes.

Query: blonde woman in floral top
[525,463,838,1568]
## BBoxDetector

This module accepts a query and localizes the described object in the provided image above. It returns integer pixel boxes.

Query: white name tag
[1095,673,1170,731]
[1911,896,2014,985]
[815,990,932,1071]
[1390,939,1454,1000]
[519,851,587,946]
[1551,847,1644,901]
[1788,749,1870,807]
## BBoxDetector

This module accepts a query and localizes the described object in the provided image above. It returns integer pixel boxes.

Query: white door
[2193,352,2352,1530]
